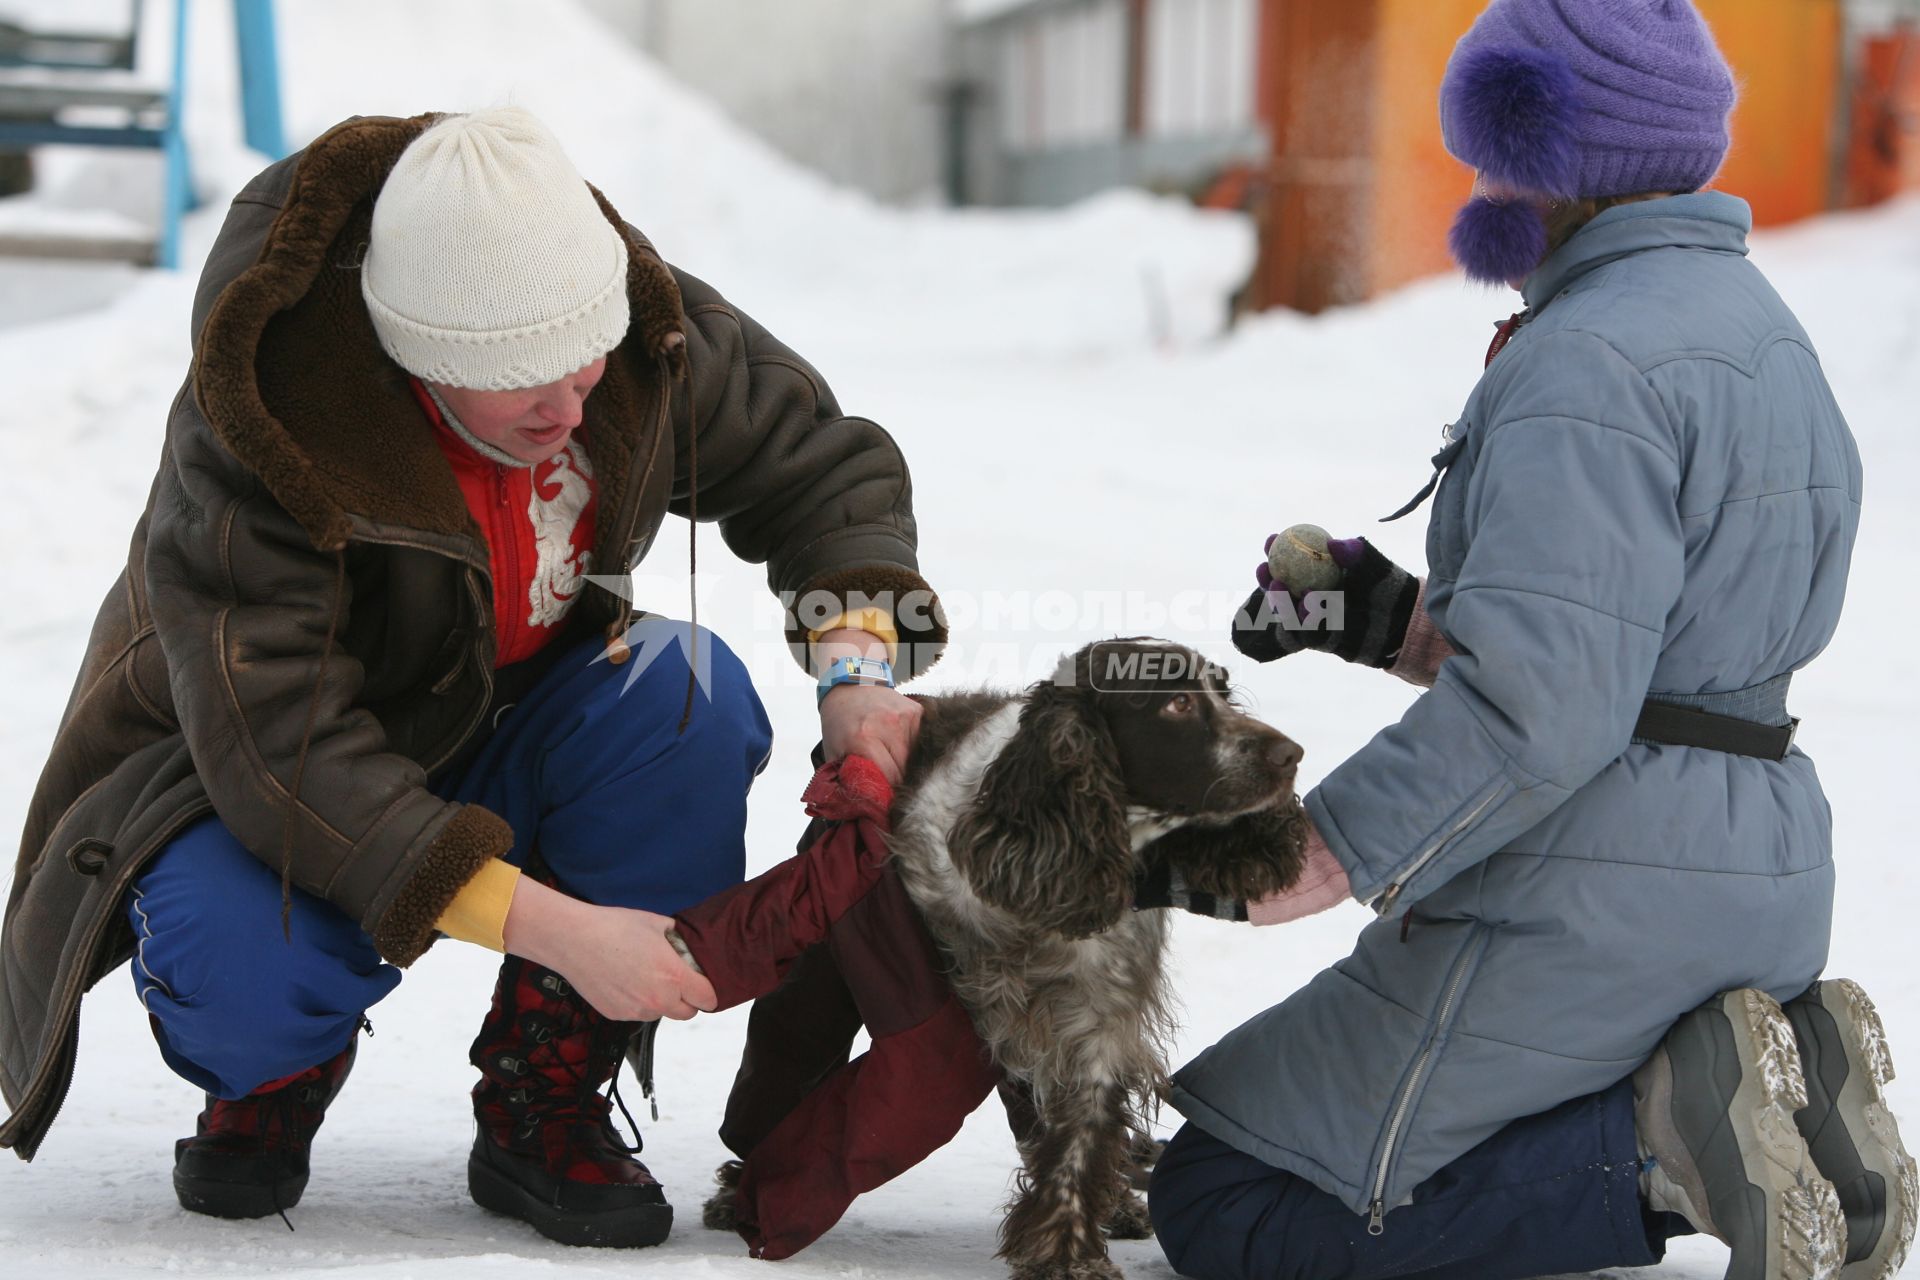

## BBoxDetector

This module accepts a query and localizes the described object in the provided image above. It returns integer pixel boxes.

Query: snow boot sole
[467,1133,672,1248]
[1784,979,1917,1280]
[173,1153,307,1220]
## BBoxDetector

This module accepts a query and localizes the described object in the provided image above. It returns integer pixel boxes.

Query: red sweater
[411,380,599,667]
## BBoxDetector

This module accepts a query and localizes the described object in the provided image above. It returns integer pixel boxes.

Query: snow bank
[1,0,1253,357]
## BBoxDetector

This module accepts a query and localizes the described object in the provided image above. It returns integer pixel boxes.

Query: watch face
[819,656,893,698]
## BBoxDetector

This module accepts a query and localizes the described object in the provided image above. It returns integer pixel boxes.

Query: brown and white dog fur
[897,640,1306,1279]
[697,639,1309,1279]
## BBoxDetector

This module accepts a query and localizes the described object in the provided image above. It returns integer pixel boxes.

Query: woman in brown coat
[0,106,944,1248]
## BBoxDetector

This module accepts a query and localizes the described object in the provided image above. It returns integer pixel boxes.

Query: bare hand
[819,682,923,784]
[1246,830,1352,926]
[502,878,717,1021]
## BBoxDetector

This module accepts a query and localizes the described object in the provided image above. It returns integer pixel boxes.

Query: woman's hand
[1247,830,1353,926]
[813,625,922,784]
[502,877,717,1022]
[820,683,922,785]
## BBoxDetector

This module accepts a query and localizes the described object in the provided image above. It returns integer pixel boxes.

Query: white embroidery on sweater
[527,446,595,628]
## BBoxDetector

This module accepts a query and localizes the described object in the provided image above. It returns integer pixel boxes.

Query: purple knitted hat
[1439,0,1736,284]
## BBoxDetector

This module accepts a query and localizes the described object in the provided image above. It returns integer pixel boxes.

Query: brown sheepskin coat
[0,113,943,1159]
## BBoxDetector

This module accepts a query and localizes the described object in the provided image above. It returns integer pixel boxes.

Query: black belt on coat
[1631,700,1798,761]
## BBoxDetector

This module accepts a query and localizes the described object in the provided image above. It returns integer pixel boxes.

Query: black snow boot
[467,954,671,1248]
[172,1027,358,1221]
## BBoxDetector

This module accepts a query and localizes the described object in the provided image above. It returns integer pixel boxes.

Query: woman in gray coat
[1147,3,1914,1280]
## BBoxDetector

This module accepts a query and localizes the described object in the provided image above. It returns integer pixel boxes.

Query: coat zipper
[1366,924,1486,1234]
[493,464,520,664]
[1369,779,1504,918]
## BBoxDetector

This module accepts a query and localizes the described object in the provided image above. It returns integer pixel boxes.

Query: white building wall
[1847,0,1920,25]
[577,0,952,204]
[961,0,1264,206]
[1144,0,1258,139]
[997,0,1127,150]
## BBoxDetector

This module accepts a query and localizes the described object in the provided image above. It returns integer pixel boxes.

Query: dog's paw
[1123,1134,1167,1190]
[1181,803,1313,901]
[702,1188,738,1231]
[702,1159,743,1231]
[1104,1190,1154,1240]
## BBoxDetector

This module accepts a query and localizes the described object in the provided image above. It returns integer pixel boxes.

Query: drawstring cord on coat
[281,547,348,941]
[602,349,698,735]
[676,355,699,735]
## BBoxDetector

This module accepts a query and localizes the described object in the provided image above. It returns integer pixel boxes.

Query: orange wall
[1364,0,1482,298]
[1252,0,1384,311]
[1846,30,1920,205]
[1329,0,1844,304]
[1695,0,1844,224]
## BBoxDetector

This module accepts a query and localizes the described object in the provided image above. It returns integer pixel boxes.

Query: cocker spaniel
[885,638,1310,1279]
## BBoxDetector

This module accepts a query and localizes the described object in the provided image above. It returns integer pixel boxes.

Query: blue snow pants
[125,619,774,1100]
[1149,1078,1693,1280]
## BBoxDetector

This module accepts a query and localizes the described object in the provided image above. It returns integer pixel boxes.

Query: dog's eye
[1164,693,1196,717]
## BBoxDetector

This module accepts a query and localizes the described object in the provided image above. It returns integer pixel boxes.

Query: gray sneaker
[1782,979,1917,1280]
[1635,988,1847,1280]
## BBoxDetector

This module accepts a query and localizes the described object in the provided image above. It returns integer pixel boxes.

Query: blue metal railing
[0,0,287,269]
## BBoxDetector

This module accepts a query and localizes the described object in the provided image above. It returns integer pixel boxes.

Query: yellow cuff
[435,858,521,952]
[808,608,898,666]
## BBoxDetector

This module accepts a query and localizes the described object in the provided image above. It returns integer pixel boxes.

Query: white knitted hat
[362,107,630,390]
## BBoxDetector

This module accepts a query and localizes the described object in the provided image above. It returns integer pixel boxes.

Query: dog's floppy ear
[948,679,1134,939]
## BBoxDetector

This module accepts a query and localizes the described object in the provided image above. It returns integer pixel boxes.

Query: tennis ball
[1267,524,1343,593]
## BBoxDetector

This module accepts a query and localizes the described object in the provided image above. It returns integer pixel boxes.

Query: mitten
[1230,527,1418,669]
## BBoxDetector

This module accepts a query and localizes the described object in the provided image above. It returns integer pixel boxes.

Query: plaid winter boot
[171,1025,359,1220]
[467,954,672,1248]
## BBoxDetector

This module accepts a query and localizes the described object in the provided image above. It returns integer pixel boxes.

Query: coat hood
[191,112,690,555]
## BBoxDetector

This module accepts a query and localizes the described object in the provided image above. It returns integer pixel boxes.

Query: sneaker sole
[468,1152,673,1248]
[1680,990,1848,1280]
[1790,980,1918,1280]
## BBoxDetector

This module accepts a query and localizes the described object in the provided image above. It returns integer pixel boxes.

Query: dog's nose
[1270,736,1304,773]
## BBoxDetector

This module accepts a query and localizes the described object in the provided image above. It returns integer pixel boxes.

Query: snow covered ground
[2,2,1916,1276]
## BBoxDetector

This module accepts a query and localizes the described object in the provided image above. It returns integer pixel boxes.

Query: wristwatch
[817,655,895,706]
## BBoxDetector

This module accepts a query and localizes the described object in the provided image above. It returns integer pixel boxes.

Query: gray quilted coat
[1170,193,1861,1225]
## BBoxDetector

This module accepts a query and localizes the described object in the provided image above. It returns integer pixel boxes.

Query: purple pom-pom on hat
[1450,193,1551,286]
[1442,45,1583,199]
